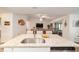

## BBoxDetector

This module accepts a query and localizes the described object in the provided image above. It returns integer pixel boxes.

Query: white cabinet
[4,47,50,52]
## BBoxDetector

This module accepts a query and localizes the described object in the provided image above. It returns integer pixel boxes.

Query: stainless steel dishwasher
[50,47,75,52]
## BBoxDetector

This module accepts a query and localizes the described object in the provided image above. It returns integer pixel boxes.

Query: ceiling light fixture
[39,18,43,22]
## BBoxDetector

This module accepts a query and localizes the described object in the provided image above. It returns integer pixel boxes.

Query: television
[36,23,43,28]
[75,20,79,27]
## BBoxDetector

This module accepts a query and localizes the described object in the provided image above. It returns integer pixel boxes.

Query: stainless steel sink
[21,38,45,44]
[21,38,36,43]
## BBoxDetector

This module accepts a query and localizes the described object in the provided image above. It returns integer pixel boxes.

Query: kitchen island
[0,34,78,52]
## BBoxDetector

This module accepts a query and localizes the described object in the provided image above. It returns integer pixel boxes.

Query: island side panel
[4,47,50,52]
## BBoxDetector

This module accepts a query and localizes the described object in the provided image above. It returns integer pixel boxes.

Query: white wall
[62,16,70,40]
[1,13,13,42]
[69,14,79,41]
[12,13,28,37]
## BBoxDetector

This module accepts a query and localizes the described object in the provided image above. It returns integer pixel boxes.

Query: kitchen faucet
[33,27,37,38]
[33,30,37,38]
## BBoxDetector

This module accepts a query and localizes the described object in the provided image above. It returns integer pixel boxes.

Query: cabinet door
[4,48,50,52]
[13,48,50,52]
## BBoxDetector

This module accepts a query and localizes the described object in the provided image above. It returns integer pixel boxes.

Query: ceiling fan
[34,14,51,21]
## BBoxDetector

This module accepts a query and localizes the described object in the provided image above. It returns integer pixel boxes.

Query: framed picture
[4,21,10,26]
[73,20,79,27]
[75,20,79,27]
[18,19,25,26]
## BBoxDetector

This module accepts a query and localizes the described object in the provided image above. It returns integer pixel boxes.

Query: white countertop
[0,34,78,48]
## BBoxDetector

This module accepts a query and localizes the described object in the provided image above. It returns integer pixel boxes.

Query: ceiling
[0,7,79,19]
